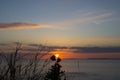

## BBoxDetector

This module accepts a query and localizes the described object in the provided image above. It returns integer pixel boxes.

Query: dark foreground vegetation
[0,43,66,80]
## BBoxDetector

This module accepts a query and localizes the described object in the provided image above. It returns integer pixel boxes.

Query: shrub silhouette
[44,55,66,80]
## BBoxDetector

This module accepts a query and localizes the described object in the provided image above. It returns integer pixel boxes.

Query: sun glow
[55,54,59,58]
[50,49,72,59]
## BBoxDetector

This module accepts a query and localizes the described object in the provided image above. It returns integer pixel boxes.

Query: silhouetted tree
[44,55,66,80]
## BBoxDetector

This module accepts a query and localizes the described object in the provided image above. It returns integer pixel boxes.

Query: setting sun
[55,54,59,58]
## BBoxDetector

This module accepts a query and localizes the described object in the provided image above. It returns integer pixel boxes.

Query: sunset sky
[0,0,120,46]
[0,0,120,59]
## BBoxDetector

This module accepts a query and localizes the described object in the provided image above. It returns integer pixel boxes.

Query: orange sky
[45,49,120,59]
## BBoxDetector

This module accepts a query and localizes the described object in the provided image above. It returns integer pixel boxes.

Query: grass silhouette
[0,43,52,80]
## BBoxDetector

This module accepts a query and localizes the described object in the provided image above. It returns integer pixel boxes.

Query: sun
[55,54,59,58]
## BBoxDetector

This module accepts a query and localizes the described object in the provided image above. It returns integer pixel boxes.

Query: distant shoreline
[63,58,120,60]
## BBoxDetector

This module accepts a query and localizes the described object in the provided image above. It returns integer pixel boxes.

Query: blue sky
[0,0,120,46]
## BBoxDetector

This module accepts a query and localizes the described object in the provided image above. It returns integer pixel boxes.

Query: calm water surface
[61,60,120,80]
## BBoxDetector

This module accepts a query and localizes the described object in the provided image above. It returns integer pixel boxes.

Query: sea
[60,59,120,80]
[1,58,120,80]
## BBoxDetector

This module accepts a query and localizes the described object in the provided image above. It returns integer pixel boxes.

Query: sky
[0,0,120,47]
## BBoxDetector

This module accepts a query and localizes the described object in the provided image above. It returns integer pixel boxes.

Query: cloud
[0,10,116,30]
[0,22,52,30]
[50,10,115,27]
[63,13,112,25]
[70,47,120,53]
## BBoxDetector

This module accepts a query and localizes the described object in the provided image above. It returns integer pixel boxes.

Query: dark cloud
[1,42,120,53]
[0,43,8,46]
[0,22,49,30]
[70,47,120,53]
[28,44,43,47]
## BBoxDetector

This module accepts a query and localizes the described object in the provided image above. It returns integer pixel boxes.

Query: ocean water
[1,59,120,80]
[61,59,120,80]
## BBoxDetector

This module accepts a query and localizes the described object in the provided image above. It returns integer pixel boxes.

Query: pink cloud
[0,22,51,30]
